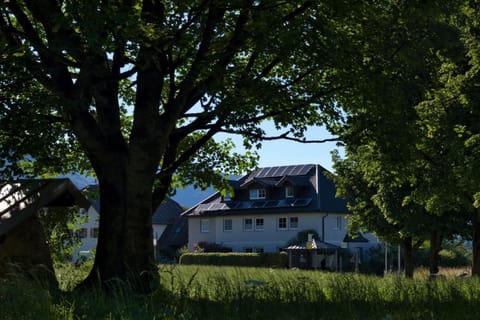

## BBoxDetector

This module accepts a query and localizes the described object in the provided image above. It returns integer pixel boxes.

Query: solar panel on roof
[285,199,296,206]
[293,198,312,207]
[264,200,279,208]
[243,201,253,208]
[252,201,266,208]
[228,201,241,209]
[249,164,314,178]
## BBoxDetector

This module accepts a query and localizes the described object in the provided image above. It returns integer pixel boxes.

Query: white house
[184,164,378,269]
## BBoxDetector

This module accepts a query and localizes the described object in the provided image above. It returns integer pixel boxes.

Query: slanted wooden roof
[285,239,339,253]
[0,179,90,237]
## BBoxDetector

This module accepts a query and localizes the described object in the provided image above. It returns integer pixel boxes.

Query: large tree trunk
[472,208,480,276]
[81,154,160,292]
[402,236,414,278]
[429,229,442,275]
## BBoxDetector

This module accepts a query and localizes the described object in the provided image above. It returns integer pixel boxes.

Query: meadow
[1,264,480,319]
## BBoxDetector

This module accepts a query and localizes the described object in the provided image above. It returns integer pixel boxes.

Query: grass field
[1,264,480,319]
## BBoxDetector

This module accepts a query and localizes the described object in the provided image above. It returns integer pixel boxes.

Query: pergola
[284,238,339,271]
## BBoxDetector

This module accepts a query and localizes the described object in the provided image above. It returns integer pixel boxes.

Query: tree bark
[402,236,414,278]
[80,152,160,292]
[429,229,442,275]
[472,208,480,276]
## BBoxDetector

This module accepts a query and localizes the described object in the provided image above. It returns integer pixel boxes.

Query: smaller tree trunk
[429,229,442,275]
[402,236,414,278]
[472,208,480,276]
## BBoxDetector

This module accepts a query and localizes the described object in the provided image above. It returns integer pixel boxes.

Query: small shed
[285,238,339,271]
[0,179,90,288]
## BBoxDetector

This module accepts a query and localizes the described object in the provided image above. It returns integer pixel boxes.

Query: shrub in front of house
[193,242,232,253]
[179,252,288,268]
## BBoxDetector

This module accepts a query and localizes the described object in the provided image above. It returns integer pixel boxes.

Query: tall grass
[1,264,480,319]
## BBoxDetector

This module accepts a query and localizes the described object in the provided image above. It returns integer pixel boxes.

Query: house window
[90,228,99,238]
[285,186,294,198]
[200,219,210,233]
[244,218,253,231]
[334,216,342,230]
[250,188,266,200]
[244,247,253,253]
[289,217,299,229]
[255,247,264,253]
[255,218,264,231]
[76,228,88,238]
[277,217,287,230]
[223,219,233,232]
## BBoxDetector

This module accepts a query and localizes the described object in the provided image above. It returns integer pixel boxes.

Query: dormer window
[285,186,294,198]
[250,188,266,200]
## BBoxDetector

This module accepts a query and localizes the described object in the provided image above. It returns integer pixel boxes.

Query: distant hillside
[172,175,240,208]
[171,185,216,209]
[61,173,230,209]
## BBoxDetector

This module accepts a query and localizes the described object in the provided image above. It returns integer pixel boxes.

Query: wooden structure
[285,238,339,271]
[0,179,90,287]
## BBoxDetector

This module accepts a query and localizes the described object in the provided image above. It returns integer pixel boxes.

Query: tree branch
[218,128,340,144]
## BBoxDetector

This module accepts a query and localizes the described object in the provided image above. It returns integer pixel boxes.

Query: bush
[415,239,472,268]
[286,229,319,246]
[194,242,232,252]
[179,252,288,268]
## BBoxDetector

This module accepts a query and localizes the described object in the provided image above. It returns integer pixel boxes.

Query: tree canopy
[332,0,480,276]
[3,0,478,288]
[0,0,361,290]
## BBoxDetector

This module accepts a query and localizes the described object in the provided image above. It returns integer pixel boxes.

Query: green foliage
[39,207,87,263]
[55,261,94,291]
[286,229,320,246]
[5,265,480,319]
[1,1,358,286]
[330,0,474,276]
[415,240,472,268]
[0,276,55,319]
[3,0,479,287]
[179,252,288,268]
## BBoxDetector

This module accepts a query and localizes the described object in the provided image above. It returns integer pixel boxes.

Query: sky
[173,124,343,206]
[220,123,342,173]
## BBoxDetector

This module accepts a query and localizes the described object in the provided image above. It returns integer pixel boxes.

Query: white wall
[153,225,167,241]
[73,207,99,261]
[187,212,376,253]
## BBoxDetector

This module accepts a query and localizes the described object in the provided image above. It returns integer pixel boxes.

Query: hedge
[179,252,288,268]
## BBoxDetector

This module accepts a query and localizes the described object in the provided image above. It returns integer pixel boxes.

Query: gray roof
[152,198,184,225]
[185,164,348,217]
[156,214,188,254]
[240,177,278,188]
[275,175,310,187]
